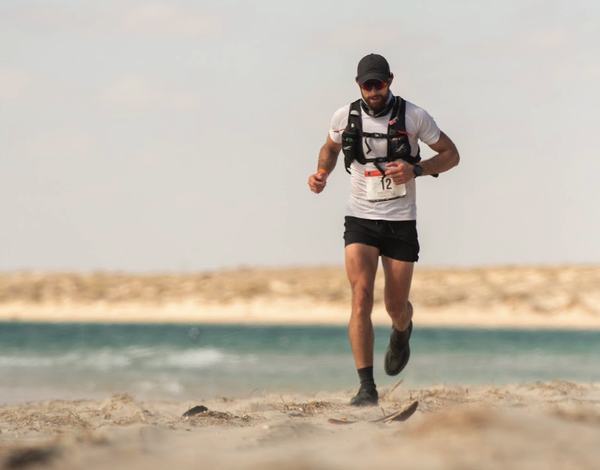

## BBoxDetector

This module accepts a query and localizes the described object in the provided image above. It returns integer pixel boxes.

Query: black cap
[356,54,391,85]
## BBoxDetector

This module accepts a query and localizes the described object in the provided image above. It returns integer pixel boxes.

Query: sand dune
[1,381,599,469]
[1,265,599,328]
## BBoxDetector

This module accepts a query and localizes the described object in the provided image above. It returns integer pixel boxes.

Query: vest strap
[342,96,420,173]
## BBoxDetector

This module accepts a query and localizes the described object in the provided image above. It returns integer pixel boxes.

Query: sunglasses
[360,79,388,91]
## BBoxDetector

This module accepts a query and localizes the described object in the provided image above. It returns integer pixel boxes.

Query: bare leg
[381,256,414,331]
[381,256,415,376]
[345,243,380,369]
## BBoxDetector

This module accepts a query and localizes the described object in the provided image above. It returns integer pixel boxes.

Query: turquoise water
[1,322,599,404]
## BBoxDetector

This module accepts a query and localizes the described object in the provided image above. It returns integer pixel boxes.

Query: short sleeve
[409,105,441,146]
[329,105,350,144]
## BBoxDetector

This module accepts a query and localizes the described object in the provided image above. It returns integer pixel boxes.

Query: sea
[1,322,599,405]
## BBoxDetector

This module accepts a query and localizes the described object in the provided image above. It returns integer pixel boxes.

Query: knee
[351,284,374,311]
[386,299,413,323]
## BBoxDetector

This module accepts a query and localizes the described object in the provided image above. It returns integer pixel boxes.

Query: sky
[1,0,599,273]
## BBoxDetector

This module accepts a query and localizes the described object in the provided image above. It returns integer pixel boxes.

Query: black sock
[357,366,376,391]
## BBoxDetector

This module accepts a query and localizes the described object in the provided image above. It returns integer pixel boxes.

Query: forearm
[419,148,460,176]
[318,143,340,175]
[419,132,460,177]
[308,136,342,194]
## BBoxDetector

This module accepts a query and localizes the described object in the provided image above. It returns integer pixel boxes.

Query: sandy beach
[1,381,600,469]
[2,266,600,468]
[1,265,600,328]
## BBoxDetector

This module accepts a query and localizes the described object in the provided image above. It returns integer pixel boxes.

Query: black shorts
[343,216,420,262]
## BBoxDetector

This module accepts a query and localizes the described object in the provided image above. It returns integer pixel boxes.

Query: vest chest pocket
[341,128,360,172]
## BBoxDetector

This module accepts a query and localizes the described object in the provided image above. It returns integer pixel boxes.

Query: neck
[361,92,394,117]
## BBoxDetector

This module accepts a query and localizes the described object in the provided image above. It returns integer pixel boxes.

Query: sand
[1,381,600,469]
[1,265,600,328]
[2,266,600,468]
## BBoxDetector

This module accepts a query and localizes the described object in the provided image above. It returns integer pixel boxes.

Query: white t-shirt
[329,94,440,221]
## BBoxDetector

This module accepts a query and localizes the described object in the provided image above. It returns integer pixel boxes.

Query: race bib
[365,170,406,202]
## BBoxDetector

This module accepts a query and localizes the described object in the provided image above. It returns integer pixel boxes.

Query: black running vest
[341,96,420,174]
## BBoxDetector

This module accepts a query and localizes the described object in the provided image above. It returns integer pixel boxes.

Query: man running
[308,53,459,406]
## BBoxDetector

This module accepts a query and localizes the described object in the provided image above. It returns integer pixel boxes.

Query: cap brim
[357,72,390,85]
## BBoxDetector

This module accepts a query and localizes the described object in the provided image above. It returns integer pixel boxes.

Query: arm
[384,131,460,184]
[418,131,460,177]
[308,134,342,194]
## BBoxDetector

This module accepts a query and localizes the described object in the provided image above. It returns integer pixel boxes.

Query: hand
[385,161,414,185]
[308,171,328,194]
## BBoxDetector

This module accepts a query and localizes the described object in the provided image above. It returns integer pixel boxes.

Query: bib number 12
[381,178,393,190]
[365,170,406,202]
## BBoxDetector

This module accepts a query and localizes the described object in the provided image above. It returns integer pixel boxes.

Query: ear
[388,74,394,85]
[355,78,359,85]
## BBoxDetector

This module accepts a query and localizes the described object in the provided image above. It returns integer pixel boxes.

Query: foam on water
[0,347,252,371]
[158,348,257,369]
[1,322,599,404]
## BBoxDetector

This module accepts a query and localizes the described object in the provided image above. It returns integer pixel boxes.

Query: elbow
[451,148,460,169]
[454,150,460,168]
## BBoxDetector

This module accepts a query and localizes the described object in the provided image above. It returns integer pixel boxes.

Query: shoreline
[2,299,600,330]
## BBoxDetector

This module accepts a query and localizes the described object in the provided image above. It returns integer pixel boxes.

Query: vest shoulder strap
[393,97,406,130]
[348,99,362,130]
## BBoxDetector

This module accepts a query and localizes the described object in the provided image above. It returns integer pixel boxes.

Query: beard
[362,90,389,112]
